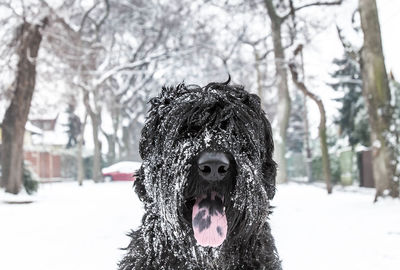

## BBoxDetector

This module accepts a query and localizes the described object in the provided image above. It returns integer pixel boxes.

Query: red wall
[24,151,61,178]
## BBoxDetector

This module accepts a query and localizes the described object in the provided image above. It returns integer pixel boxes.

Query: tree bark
[91,110,103,183]
[264,0,291,184]
[303,95,313,182]
[1,20,46,194]
[359,0,398,200]
[122,124,133,160]
[289,62,333,194]
[102,131,116,164]
[77,113,88,186]
[102,97,120,164]
[83,89,103,183]
[254,49,264,109]
[297,47,313,182]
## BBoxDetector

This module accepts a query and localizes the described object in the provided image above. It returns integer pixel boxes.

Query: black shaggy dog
[119,79,281,270]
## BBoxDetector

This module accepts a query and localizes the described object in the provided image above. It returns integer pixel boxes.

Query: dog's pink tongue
[192,192,227,247]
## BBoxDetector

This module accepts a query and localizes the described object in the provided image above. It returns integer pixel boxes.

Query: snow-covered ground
[0,182,143,270]
[272,183,400,270]
[1,181,399,270]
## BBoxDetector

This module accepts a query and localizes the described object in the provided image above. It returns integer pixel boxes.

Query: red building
[24,151,61,179]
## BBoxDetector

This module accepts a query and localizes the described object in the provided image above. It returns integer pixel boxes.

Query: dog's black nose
[198,152,230,181]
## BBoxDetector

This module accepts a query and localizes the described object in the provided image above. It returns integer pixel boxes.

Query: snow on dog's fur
[119,79,281,269]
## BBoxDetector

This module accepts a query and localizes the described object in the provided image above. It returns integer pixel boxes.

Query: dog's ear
[139,92,166,160]
[139,86,176,160]
[244,93,277,200]
[261,115,277,200]
[139,112,160,160]
[134,166,151,204]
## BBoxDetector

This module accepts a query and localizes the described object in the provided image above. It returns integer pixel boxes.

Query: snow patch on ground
[272,183,400,270]
[0,188,38,204]
[1,182,399,270]
[0,182,143,270]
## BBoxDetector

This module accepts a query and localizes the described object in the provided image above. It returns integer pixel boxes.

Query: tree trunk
[264,0,291,184]
[298,48,313,182]
[122,124,133,160]
[91,112,102,183]
[254,49,264,108]
[1,20,46,194]
[102,131,116,164]
[83,90,103,183]
[359,0,398,200]
[77,113,88,186]
[289,62,333,194]
[303,95,313,182]
[102,98,120,164]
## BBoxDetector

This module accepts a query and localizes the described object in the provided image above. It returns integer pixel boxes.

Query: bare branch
[94,48,191,87]
[289,45,332,193]
[242,35,270,47]
[79,1,99,33]
[121,72,156,105]
[263,0,283,24]
[282,0,343,21]
[96,0,110,30]
[130,38,148,63]
[335,25,360,60]
[223,26,247,62]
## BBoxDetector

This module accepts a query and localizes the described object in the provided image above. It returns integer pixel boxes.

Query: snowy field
[1,181,399,270]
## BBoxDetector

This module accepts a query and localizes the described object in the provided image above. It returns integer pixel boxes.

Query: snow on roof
[25,121,43,135]
[29,111,60,121]
[34,130,69,146]
[30,112,70,146]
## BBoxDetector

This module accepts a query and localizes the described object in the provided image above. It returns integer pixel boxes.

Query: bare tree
[289,45,332,194]
[1,16,48,194]
[262,0,342,183]
[263,0,292,184]
[359,0,399,200]
[41,0,169,181]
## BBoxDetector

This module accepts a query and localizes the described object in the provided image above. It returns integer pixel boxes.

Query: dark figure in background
[66,105,81,149]
[119,78,281,270]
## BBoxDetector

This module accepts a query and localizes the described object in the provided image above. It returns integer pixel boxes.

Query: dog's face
[136,80,276,248]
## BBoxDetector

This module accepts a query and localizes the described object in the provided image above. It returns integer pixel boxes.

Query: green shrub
[311,154,340,184]
[22,162,39,195]
[83,155,106,179]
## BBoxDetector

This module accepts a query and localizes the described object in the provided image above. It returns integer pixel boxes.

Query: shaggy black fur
[119,79,281,270]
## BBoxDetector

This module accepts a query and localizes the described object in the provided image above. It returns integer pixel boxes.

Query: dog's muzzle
[189,151,235,248]
[198,152,230,181]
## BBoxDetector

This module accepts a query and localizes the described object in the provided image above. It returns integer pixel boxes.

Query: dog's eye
[188,125,202,134]
[180,124,202,136]
[219,120,229,131]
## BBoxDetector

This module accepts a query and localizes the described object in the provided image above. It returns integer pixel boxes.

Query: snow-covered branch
[282,0,343,21]
[94,47,193,87]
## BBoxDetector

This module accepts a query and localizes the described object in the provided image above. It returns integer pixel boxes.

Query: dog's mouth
[182,152,236,248]
[191,191,227,247]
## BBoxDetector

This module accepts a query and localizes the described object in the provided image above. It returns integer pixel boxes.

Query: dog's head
[135,79,276,248]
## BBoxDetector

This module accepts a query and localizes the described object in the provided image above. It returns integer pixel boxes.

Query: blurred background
[0,0,399,269]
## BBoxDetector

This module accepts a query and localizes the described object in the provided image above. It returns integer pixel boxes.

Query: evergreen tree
[287,90,305,153]
[329,53,370,147]
[22,162,39,195]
